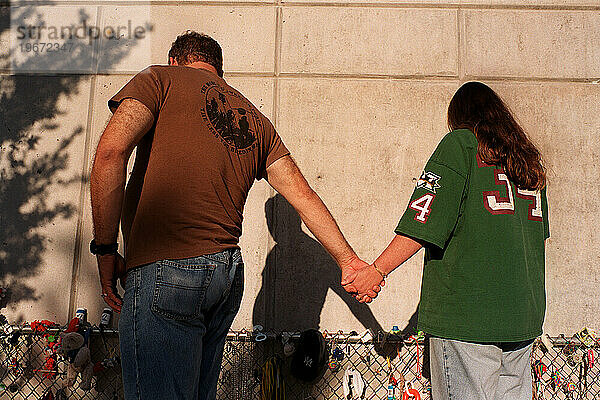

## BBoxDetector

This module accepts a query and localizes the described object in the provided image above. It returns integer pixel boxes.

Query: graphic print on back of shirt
[200,81,262,154]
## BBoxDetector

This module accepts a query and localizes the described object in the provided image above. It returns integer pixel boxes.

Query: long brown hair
[447,81,546,190]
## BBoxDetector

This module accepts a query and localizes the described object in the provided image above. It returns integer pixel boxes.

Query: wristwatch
[90,239,118,256]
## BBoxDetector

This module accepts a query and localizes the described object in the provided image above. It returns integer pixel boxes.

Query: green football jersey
[395,129,549,342]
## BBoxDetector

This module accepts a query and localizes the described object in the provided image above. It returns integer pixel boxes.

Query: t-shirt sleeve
[541,186,550,239]
[108,66,165,118]
[257,118,290,180]
[395,134,470,249]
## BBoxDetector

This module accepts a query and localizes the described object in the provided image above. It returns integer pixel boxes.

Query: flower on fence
[587,349,595,368]
[41,354,58,379]
[564,380,577,392]
[30,319,56,336]
[551,367,563,390]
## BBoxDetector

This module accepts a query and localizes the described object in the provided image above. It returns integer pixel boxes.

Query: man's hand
[341,259,384,303]
[340,255,369,291]
[97,254,127,313]
[344,234,423,302]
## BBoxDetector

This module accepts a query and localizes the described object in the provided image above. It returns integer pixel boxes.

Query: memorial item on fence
[291,329,329,383]
[100,308,113,329]
[579,350,588,397]
[75,308,87,325]
[550,365,563,391]
[386,357,396,400]
[97,308,121,374]
[281,332,295,357]
[329,333,343,372]
[260,356,285,400]
[2,324,600,399]
[587,348,595,368]
[57,317,94,390]
[29,320,60,380]
[564,380,577,400]
[402,381,421,400]
[407,332,424,380]
[342,368,365,400]
[253,325,267,342]
[575,327,598,348]
[40,388,54,400]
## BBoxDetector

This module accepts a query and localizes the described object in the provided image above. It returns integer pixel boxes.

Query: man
[90,31,376,399]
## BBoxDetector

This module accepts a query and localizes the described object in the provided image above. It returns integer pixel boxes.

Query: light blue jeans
[429,337,534,400]
[118,249,244,400]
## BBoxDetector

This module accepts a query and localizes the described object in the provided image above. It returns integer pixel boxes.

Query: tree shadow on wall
[0,5,150,319]
[252,194,385,333]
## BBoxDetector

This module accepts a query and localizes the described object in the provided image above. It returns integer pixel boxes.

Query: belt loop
[227,248,235,269]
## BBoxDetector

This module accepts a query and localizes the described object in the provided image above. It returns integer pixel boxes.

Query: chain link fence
[1,321,598,399]
[0,322,122,400]
[218,329,430,400]
[531,335,599,400]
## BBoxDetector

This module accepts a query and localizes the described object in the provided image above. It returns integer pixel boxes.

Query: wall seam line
[68,73,97,323]
[2,70,598,84]
[273,6,282,127]
[279,3,600,10]
[457,6,464,81]
[67,5,103,323]
[3,1,600,10]
[264,3,283,326]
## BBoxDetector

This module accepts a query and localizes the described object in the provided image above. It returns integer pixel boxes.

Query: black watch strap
[90,239,118,256]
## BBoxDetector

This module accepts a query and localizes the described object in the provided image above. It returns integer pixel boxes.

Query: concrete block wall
[1,1,599,336]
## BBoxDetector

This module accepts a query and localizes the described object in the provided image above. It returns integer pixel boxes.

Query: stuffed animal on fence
[58,330,94,390]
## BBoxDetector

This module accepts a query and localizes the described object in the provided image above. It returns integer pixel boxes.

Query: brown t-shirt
[108,65,289,269]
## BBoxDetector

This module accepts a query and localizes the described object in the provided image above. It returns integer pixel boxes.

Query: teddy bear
[58,319,94,390]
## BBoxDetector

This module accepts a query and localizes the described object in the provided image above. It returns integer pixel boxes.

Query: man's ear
[169,57,178,66]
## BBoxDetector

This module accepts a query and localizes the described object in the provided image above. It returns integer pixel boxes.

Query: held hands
[97,253,127,313]
[341,257,385,303]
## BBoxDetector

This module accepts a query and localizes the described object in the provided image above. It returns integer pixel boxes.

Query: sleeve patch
[416,171,441,193]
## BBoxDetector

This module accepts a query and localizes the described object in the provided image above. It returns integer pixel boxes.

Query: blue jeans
[119,249,244,400]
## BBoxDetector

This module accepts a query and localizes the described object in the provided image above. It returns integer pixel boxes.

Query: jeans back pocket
[151,259,216,321]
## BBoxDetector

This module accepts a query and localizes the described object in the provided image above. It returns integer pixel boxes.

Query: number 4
[410,193,435,223]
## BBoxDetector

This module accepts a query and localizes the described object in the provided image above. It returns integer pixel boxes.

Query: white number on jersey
[483,169,542,220]
[483,169,515,214]
[516,188,543,221]
[410,193,435,223]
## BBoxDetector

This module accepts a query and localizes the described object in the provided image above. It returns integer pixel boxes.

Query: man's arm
[265,156,377,296]
[90,98,154,312]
